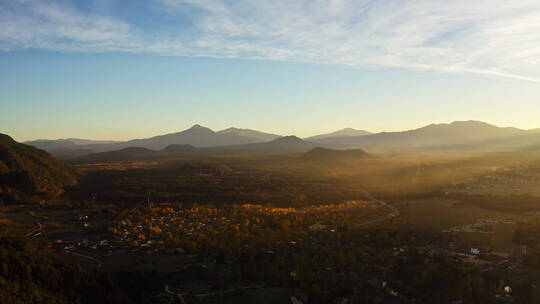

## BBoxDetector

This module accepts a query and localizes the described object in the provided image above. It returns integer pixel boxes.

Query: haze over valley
[20,121,540,165]
[2,0,540,303]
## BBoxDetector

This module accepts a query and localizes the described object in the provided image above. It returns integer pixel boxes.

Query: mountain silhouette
[72,136,319,163]
[24,121,540,158]
[316,121,529,149]
[99,125,281,151]
[28,125,282,159]
[73,145,199,163]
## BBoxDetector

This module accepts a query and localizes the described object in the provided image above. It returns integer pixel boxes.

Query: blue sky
[1,0,540,141]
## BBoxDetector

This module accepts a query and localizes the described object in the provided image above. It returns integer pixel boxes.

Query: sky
[1,0,540,141]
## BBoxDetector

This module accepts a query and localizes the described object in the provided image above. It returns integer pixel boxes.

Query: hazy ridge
[23,120,540,160]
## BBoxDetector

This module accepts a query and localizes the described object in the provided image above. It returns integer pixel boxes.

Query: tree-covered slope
[0,237,135,304]
[0,133,78,197]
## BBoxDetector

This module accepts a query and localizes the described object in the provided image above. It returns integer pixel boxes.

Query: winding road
[67,251,103,268]
[24,222,43,238]
[360,192,400,226]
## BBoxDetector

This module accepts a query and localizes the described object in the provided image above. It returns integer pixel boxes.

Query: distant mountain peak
[179,124,215,135]
[218,127,251,133]
[451,120,489,125]
[221,127,240,131]
[431,120,492,127]
[189,124,208,130]
[306,128,372,142]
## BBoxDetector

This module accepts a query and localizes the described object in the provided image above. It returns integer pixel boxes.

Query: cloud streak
[1,0,540,81]
[0,0,143,53]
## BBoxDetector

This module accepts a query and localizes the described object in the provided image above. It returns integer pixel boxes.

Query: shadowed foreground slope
[0,133,78,200]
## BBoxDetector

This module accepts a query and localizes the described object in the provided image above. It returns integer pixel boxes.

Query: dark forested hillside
[0,134,78,200]
[0,237,140,304]
[304,147,370,161]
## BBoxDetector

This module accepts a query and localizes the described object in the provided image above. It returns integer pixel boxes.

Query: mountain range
[110,125,281,151]
[310,121,540,150]
[22,121,540,160]
[72,136,319,163]
[26,125,282,159]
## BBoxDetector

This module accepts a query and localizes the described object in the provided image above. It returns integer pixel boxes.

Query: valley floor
[3,152,540,303]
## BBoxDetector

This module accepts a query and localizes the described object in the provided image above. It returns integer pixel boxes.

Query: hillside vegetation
[0,134,78,200]
[0,236,146,304]
[304,147,370,162]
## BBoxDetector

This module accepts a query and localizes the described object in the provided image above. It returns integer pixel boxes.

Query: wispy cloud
[1,0,540,81]
[0,0,143,52]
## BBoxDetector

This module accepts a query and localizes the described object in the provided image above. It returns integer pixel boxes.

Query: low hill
[72,145,199,163]
[73,136,319,163]
[73,147,157,163]
[160,144,198,155]
[304,147,370,161]
[47,147,95,159]
[210,136,319,155]
[0,134,78,198]
[262,136,313,149]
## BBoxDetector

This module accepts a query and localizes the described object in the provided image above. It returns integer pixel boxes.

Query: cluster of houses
[449,165,535,194]
[443,218,516,234]
[51,202,537,304]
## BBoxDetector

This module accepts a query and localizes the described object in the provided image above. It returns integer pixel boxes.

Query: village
[448,164,540,196]
[39,198,537,304]
[443,219,517,234]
